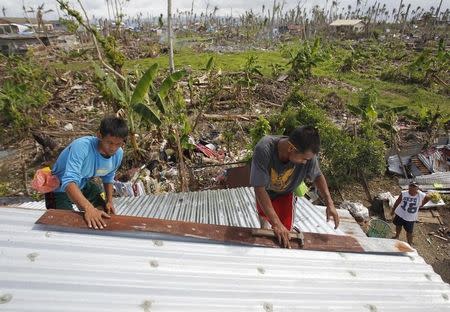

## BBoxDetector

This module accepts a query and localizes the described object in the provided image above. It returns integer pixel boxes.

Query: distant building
[330,19,365,33]
[0,34,52,55]
[0,17,79,55]
[0,17,54,33]
[0,23,20,35]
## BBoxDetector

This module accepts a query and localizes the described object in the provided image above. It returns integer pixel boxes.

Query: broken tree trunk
[359,170,372,203]
[173,127,189,192]
[394,139,408,179]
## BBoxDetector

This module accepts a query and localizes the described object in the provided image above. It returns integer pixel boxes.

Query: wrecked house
[0,23,20,35]
[0,17,53,33]
[330,19,365,34]
[0,32,79,55]
[0,17,70,55]
[388,135,450,194]
[0,33,56,55]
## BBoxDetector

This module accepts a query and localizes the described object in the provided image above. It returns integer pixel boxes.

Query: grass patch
[127,48,286,76]
[51,44,449,115]
[313,65,450,114]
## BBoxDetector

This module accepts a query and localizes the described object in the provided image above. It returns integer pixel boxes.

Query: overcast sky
[2,0,448,20]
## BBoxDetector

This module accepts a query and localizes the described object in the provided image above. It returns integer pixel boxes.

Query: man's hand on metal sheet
[326,203,340,229]
[104,201,116,215]
[84,206,111,229]
[273,223,292,249]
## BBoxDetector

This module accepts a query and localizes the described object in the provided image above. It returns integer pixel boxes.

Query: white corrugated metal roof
[399,172,450,186]
[330,19,364,26]
[1,207,449,311]
[15,187,361,236]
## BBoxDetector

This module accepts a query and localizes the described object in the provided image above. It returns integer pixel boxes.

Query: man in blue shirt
[45,117,128,230]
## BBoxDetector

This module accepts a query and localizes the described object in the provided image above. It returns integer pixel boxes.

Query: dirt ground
[408,207,450,283]
[336,176,450,284]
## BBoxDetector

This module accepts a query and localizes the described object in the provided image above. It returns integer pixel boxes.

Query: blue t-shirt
[52,136,123,192]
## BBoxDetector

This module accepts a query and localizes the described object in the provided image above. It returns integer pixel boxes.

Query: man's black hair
[288,125,320,154]
[99,116,128,139]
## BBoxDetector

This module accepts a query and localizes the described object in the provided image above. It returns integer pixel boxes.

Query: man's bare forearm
[314,175,333,205]
[393,195,402,209]
[103,183,114,203]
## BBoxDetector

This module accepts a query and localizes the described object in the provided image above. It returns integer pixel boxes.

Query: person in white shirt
[391,181,430,245]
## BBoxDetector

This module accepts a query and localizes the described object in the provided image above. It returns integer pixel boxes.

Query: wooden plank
[417,217,441,224]
[417,210,441,224]
[419,210,434,218]
[36,210,364,253]
[430,209,440,217]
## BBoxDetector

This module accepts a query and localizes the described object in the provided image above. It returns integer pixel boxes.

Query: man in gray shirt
[250,125,339,248]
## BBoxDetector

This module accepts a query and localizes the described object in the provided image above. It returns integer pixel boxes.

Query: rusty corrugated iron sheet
[14,187,366,237]
[36,210,365,252]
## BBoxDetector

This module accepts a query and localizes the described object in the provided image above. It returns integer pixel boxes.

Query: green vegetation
[269,90,386,189]
[286,38,326,79]
[52,39,449,116]
[249,116,271,149]
[52,48,286,76]
[0,182,10,197]
[0,55,52,129]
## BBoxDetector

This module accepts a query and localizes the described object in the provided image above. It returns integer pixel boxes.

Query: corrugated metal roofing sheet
[1,207,449,311]
[15,187,358,236]
[399,172,450,186]
[115,187,259,227]
[15,200,47,210]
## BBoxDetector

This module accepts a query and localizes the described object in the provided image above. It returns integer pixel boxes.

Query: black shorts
[393,215,415,233]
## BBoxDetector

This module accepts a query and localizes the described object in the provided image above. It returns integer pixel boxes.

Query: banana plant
[93,62,187,153]
[287,38,325,79]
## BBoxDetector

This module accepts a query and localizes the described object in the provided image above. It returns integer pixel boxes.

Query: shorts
[45,181,106,210]
[393,215,415,233]
[256,192,295,230]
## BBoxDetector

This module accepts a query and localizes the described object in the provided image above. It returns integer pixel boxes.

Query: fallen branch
[202,113,259,121]
[189,161,247,170]
[259,100,282,107]
[215,100,238,106]
[432,74,448,87]
[432,234,448,242]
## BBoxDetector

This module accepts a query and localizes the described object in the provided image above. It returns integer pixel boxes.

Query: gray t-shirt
[250,135,322,199]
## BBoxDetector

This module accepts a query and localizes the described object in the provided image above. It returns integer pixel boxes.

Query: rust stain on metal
[395,241,414,253]
[36,210,364,252]
[224,165,251,188]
